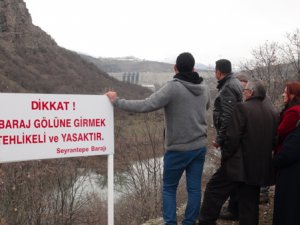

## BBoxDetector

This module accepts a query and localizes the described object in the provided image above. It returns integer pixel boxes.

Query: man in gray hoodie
[106,52,210,225]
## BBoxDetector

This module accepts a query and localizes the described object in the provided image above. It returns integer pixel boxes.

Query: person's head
[282,82,300,105]
[215,59,232,80]
[174,52,195,73]
[235,72,249,88]
[243,79,266,101]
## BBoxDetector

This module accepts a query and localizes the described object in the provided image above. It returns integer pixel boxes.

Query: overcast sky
[24,0,300,66]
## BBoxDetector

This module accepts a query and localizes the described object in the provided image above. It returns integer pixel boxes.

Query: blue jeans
[163,147,207,225]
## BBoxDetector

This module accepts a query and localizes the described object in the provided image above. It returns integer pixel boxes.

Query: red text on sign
[0,119,30,129]
[61,132,102,142]
[32,100,70,111]
[73,118,106,127]
[0,133,46,145]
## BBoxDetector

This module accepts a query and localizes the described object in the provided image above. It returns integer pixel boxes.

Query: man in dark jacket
[212,59,243,148]
[199,80,277,225]
[219,72,277,221]
[201,59,243,221]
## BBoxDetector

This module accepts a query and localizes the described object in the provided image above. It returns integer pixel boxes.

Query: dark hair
[215,59,232,74]
[176,52,195,72]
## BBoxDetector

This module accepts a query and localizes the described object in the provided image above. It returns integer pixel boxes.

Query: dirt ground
[143,184,275,225]
[217,186,274,225]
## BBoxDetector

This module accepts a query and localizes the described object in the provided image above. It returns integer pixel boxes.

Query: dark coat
[222,97,278,186]
[213,74,243,146]
[273,124,300,225]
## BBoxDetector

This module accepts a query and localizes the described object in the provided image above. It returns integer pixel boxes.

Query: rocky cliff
[0,0,150,97]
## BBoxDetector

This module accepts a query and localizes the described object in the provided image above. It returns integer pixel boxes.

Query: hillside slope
[0,0,151,98]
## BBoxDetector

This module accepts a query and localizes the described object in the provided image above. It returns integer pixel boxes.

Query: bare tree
[113,112,164,225]
[240,28,300,105]
[282,29,300,80]
[240,41,289,102]
[0,159,107,225]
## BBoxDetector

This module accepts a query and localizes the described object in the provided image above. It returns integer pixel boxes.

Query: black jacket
[213,74,243,146]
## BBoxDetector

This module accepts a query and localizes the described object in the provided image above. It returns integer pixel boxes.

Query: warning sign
[0,93,114,163]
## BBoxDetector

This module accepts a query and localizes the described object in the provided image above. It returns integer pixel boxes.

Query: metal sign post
[108,154,114,225]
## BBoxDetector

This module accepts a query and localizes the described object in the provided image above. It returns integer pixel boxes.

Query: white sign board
[0,93,114,163]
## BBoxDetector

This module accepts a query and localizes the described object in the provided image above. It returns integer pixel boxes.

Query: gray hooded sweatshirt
[114,78,210,151]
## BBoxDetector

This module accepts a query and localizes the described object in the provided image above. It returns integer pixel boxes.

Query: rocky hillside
[0,0,151,98]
